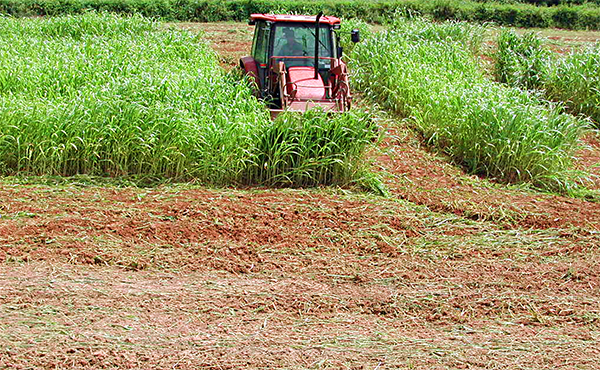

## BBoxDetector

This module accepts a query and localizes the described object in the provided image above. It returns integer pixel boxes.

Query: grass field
[494,28,600,131]
[352,18,589,193]
[1,16,600,369]
[0,14,376,189]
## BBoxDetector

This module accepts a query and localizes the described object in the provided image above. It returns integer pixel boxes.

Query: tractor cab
[240,13,359,116]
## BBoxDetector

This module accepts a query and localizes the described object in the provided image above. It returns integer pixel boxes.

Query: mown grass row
[350,18,588,192]
[495,30,600,126]
[0,13,377,189]
[1,0,600,29]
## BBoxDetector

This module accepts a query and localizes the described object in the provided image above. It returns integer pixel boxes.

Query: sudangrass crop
[495,30,600,126]
[494,30,552,91]
[0,13,376,189]
[546,46,600,125]
[245,109,378,188]
[351,18,587,192]
[385,16,486,54]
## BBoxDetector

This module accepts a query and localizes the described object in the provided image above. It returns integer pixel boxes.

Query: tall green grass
[547,46,600,125]
[494,30,552,90]
[351,18,587,192]
[0,13,376,189]
[386,16,486,54]
[245,109,377,187]
[495,30,600,126]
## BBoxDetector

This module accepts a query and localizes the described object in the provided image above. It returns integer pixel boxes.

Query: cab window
[252,21,270,65]
[272,24,332,59]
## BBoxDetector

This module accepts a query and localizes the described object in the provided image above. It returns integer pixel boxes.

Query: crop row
[350,18,588,192]
[1,0,600,30]
[495,30,600,126]
[0,13,376,189]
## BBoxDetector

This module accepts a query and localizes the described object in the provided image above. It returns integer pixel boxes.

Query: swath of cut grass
[351,18,588,192]
[0,13,377,190]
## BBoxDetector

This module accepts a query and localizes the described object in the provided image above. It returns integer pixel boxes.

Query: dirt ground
[1,23,599,369]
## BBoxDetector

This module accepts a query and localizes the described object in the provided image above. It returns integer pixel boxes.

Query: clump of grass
[245,109,378,188]
[0,13,376,190]
[494,30,600,126]
[545,45,600,125]
[351,18,587,192]
[494,29,553,90]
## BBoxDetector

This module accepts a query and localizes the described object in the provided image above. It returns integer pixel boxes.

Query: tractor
[240,13,360,117]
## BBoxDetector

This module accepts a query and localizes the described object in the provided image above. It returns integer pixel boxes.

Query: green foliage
[0,0,600,30]
[546,45,600,125]
[494,31,600,126]
[473,0,600,5]
[245,109,378,188]
[0,13,376,189]
[495,30,552,90]
[351,18,588,192]
[387,16,486,54]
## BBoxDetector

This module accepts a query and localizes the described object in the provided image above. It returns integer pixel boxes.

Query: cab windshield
[272,24,332,59]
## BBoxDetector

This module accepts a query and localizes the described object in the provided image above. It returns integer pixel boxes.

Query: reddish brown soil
[0,184,599,368]
[173,22,254,69]
[2,260,599,369]
[1,23,599,369]
[378,123,600,231]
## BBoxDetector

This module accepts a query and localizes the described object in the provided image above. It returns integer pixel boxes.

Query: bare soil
[1,23,599,369]
[378,121,600,230]
[173,22,254,68]
[1,184,599,368]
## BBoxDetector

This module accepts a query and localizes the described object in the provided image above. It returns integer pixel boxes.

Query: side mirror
[351,29,360,43]
[337,46,343,57]
[248,19,256,26]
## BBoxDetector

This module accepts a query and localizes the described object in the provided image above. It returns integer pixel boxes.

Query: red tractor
[240,13,360,116]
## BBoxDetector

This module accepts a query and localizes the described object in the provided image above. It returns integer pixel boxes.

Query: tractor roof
[250,14,341,25]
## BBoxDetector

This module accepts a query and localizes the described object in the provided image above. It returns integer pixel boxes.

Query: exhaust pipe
[314,12,323,80]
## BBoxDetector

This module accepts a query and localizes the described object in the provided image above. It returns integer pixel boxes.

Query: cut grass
[0,190,598,368]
